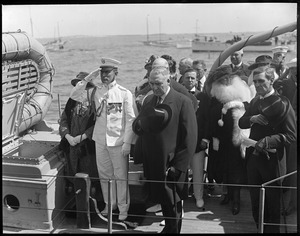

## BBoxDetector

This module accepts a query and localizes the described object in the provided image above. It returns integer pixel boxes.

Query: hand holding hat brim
[140,104,172,133]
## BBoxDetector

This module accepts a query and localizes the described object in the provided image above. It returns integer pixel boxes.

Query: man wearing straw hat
[239,61,296,233]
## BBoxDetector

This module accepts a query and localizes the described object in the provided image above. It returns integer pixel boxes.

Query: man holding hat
[271,45,289,76]
[239,64,296,233]
[132,64,197,233]
[70,57,136,221]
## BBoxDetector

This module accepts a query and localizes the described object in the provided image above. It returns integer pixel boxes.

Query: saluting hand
[85,68,101,83]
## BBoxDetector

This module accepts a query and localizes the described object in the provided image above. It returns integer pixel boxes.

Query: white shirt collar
[160,86,170,102]
[232,62,243,68]
[104,80,117,89]
[190,87,196,92]
[260,88,275,99]
[199,75,206,84]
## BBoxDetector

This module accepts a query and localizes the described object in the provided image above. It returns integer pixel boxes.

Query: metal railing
[258,170,297,233]
[2,169,297,234]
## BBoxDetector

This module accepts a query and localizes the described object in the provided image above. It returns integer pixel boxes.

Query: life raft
[2,30,55,134]
[205,21,297,95]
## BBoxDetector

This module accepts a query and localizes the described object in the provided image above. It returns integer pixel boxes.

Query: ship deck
[3,176,297,234]
[2,123,297,234]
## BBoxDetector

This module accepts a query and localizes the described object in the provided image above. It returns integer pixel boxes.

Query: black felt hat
[144,55,158,69]
[258,94,289,127]
[139,103,172,133]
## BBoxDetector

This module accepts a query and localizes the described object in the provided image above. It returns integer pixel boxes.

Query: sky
[2,3,297,39]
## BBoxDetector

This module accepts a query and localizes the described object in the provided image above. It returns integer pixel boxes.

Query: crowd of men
[59,45,297,234]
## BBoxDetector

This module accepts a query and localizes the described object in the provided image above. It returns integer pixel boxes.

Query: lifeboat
[2,30,54,135]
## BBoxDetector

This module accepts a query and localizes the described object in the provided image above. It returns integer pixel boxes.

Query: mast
[159,17,161,43]
[146,15,149,42]
[29,7,34,37]
[57,22,61,41]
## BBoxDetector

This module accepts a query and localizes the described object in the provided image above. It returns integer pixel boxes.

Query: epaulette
[117,84,129,92]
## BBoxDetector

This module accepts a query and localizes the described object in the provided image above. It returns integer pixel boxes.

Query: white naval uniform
[70,79,135,215]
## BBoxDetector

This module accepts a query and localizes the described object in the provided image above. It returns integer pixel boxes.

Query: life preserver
[205,21,297,95]
[2,30,55,133]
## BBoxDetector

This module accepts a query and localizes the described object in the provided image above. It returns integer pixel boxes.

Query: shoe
[220,194,230,205]
[118,212,128,221]
[159,209,184,226]
[146,204,162,213]
[196,199,204,209]
[207,184,215,191]
[232,202,240,215]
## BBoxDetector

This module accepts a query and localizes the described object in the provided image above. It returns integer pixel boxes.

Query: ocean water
[43,34,297,123]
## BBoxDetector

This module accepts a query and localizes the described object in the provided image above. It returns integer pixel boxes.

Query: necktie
[156,96,162,105]
[189,90,195,94]
[198,81,203,91]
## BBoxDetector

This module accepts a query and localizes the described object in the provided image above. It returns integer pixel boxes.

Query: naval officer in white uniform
[70,57,136,221]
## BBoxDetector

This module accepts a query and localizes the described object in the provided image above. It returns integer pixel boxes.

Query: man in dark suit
[181,68,210,209]
[239,64,296,233]
[132,65,197,234]
[230,49,251,83]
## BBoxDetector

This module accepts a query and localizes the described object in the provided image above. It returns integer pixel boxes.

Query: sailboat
[43,22,67,51]
[142,17,175,47]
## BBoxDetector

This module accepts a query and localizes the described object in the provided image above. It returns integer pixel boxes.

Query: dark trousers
[247,154,281,233]
[161,200,183,234]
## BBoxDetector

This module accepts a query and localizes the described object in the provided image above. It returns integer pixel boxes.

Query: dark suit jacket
[170,79,198,112]
[132,88,197,204]
[231,63,251,83]
[195,91,211,152]
[239,93,296,176]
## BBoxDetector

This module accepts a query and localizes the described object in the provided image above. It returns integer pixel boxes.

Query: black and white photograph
[2,3,297,234]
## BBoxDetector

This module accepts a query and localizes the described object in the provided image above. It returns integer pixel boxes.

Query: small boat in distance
[142,17,175,48]
[43,22,68,51]
[176,38,192,49]
[192,34,295,52]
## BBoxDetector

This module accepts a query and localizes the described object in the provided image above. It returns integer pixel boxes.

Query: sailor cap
[99,57,121,69]
[271,46,289,55]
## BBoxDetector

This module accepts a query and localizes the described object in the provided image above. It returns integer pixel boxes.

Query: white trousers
[192,151,206,200]
[95,143,130,214]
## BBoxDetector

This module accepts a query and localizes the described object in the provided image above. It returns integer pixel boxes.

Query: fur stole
[211,76,251,158]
